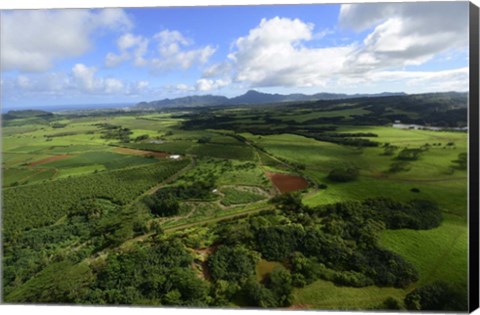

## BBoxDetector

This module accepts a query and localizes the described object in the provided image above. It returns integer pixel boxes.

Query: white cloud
[136,80,149,90]
[3,64,150,100]
[175,83,193,92]
[95,8,133,31]
[154,30,190,47]
[214,6,468,92]
[105,29,215,71]
[105,52,130,68]
[105,33,149,67]
[71,63,135,94]
[226,17,354,88]
[1,8,132,72]
[195,78,230,91]
[104,78,124,93]
[16,75,31,89]
[125,80,150,96]
[151,29,216,70]
[375,68,469,92]
[161,78,230,94]
[202,62,232,78]
[72,63,98,91]
[340,2,469,70]
[4,72,71,94]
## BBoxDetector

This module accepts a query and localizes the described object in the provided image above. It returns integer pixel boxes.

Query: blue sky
[0,2,470,108]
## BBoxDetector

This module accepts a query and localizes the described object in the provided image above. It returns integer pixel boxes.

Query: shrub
[380,297,404,310]
[389,161,411,173]
[332,270,373,287]
[405,281,467,311]
[256,225,305,261]
[396,148,423,161]
[327,168,359,182]
[451,152,467,170]
[208,245,259,283]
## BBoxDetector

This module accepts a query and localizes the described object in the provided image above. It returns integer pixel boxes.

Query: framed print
[1,0,479,313]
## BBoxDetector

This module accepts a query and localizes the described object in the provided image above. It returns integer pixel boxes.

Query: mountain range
[135,90,407,109]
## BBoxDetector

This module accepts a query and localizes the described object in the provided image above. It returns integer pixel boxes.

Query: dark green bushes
[143,192,180,217]
[207,245,259,283]
[3,160,189,241]
[327,168,359,182]
[261,195,442,289]
[256,225,304,261]
[90,239,209,306]
[452,152,467,170]
[363,198,442,230]
[242,266,294,308]
[161,179,216,200]
[389,161,411,173]
[396,148,424,161]
[404,281,467,311]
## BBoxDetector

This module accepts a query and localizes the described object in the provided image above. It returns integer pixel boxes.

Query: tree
[67,199,105,221]
[383,145,398,156]
[265,266,293,307]
[396,148,423,161]
[271,192,304,212]
[380,297,404,310]
[150,221,164,235]
[197,136,211,144]
[327,168,359,182]
[242,277,277,308]
[452,152,467,170]
[144,192,180,217]
[167,267,210,306]
[135,134,149,142]
[290,252,319,286]
[256,225,304,261]
[405,282,467,311]
[207,245,259,284]
[210,280,239,306]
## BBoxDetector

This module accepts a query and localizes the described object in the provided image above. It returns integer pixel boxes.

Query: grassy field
[220,187,267,206]
[287,128,467,309]
[292,279,407,310]
[379,214,468,291]
[2,98,469,310]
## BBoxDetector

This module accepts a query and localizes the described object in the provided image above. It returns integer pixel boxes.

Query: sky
[0,2,471,108]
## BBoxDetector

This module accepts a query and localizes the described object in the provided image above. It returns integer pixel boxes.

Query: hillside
[135,90,408,109]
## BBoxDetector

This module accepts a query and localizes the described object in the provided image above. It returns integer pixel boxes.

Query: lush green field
[3,160,189,239]
[121,141,193,154]
[2,94,469,310]
[220,187,267,206]
[292,279,406,310]
[189,143,254,160]
[380,214,468,291]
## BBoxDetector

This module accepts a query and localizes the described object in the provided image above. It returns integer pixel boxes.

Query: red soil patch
[29,154,73,167]
[266,172,308,193]
[113,147,168,158]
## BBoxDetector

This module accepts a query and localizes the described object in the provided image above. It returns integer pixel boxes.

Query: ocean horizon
[1,102,135,114]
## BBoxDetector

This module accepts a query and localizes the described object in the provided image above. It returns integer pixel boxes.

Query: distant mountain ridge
[135,90,408,109]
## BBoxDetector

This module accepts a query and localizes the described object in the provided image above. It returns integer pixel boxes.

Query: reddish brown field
[29,154,73,167]
[113,147,168,158]
[266,172,308,193]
